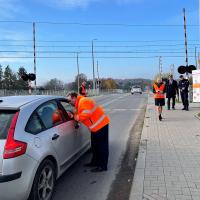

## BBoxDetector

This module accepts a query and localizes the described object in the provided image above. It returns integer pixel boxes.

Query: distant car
[131,87,142,94]
[0,96,90,200]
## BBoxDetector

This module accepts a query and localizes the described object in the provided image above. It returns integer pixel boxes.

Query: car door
[26,100,76,167]
[58,99,90,154]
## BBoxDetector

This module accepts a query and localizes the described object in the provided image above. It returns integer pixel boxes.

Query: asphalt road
[52,93,147,200]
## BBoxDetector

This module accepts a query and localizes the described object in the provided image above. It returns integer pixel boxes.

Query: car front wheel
[29,159,56,200]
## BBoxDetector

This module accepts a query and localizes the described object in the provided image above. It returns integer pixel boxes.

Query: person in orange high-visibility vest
[79,81,87,97]
[67,92,110,172]
[153,77,166,121]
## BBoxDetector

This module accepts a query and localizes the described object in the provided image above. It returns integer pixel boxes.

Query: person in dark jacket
[166,74,179,110]
[153,77,166,121]
[178,75,190,111]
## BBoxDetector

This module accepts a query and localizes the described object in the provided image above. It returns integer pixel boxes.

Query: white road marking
[105,108,144,111]
[101,95,127,107]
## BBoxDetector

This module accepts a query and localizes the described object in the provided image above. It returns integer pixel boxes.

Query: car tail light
[3,112,27,159]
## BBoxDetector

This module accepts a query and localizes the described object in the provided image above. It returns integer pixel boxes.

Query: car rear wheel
[29,159,56,200]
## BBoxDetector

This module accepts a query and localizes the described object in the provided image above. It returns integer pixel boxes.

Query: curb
[129,100,150,200]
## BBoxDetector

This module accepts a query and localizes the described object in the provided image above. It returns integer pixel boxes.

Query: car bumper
[0,155,38,200]
[0,171,22,183]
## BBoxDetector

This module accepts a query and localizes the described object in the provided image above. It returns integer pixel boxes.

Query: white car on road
[0,96,90,200]
[131,86,142,94]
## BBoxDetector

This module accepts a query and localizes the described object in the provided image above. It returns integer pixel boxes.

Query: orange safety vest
[80,85,87,97]
[153,83,165,99]
[75,95,110,132]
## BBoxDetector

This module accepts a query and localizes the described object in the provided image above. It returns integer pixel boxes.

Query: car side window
[60,101,73,112]
[37,101,64,129]
[25,113,44,135]
[59,100,74,121]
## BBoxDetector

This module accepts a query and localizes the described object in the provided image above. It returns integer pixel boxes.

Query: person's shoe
[185,107,189,111]
[172,107,175,110]
[83,163,97,168]
[159,115,162,121]
[182,107,186,110]
[91,166,107,172]
[168,108,170,110]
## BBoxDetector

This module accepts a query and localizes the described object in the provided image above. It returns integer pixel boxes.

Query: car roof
[0,95,65,109]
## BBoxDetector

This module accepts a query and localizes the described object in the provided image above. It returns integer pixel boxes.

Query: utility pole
[195,47,198,68]
[97,60,100,89]
[183,8,189,77]
[33,22,37,90]
[199,53,200,69]
[92,39,96,93]
[77,52,80,94]
[159,56,162,78]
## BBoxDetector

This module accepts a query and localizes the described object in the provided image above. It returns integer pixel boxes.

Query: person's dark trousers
[181,92,189,109]
[90,133,98,165]
[91,124,109,169]
[167,96,176,109]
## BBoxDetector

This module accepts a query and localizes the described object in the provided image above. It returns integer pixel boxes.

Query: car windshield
[0,110,17,139]
[132,87,141,89]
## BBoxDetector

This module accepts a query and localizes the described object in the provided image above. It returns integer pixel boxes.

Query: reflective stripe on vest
[89,115,106,130]
[153,83,165,99]
[82,104,98,114]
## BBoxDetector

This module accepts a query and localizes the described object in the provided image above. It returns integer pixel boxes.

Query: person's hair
[157,76,162,82]
[67,92,78,98]
[169,74,173,78]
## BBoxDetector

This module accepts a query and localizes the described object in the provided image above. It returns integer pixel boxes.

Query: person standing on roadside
[178,75,190,111]
[153,77,166,121]
[166,74,179,110]
[79,81,87,97]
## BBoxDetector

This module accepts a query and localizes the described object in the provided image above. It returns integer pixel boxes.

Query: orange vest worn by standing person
[153,83,165,99]
[80,85,87,97]
[75,95,110,132]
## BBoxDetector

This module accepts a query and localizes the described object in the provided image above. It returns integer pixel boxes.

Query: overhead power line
[0,55,196,59]
[0,50,196,54]
[0,44,199,48]
[0,39,199,43]
[0,20,199,27]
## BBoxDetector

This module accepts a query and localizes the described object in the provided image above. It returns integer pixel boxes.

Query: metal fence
[0,89,127,97]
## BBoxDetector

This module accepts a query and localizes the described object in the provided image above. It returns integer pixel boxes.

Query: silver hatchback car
[0,96,90,200]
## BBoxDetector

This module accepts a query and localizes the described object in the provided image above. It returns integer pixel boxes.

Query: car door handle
[52,134,60,140]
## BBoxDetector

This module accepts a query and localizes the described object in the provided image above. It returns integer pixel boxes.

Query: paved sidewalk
[130,96,200,200]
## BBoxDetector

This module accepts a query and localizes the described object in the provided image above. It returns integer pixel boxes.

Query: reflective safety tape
[89,115,106,130]
[82,104,98,114]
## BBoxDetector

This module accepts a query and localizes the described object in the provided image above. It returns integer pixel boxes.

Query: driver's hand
[67,111,74,119]
[74,114,79,121]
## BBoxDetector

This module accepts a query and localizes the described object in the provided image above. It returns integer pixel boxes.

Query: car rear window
[0,110,17,139]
